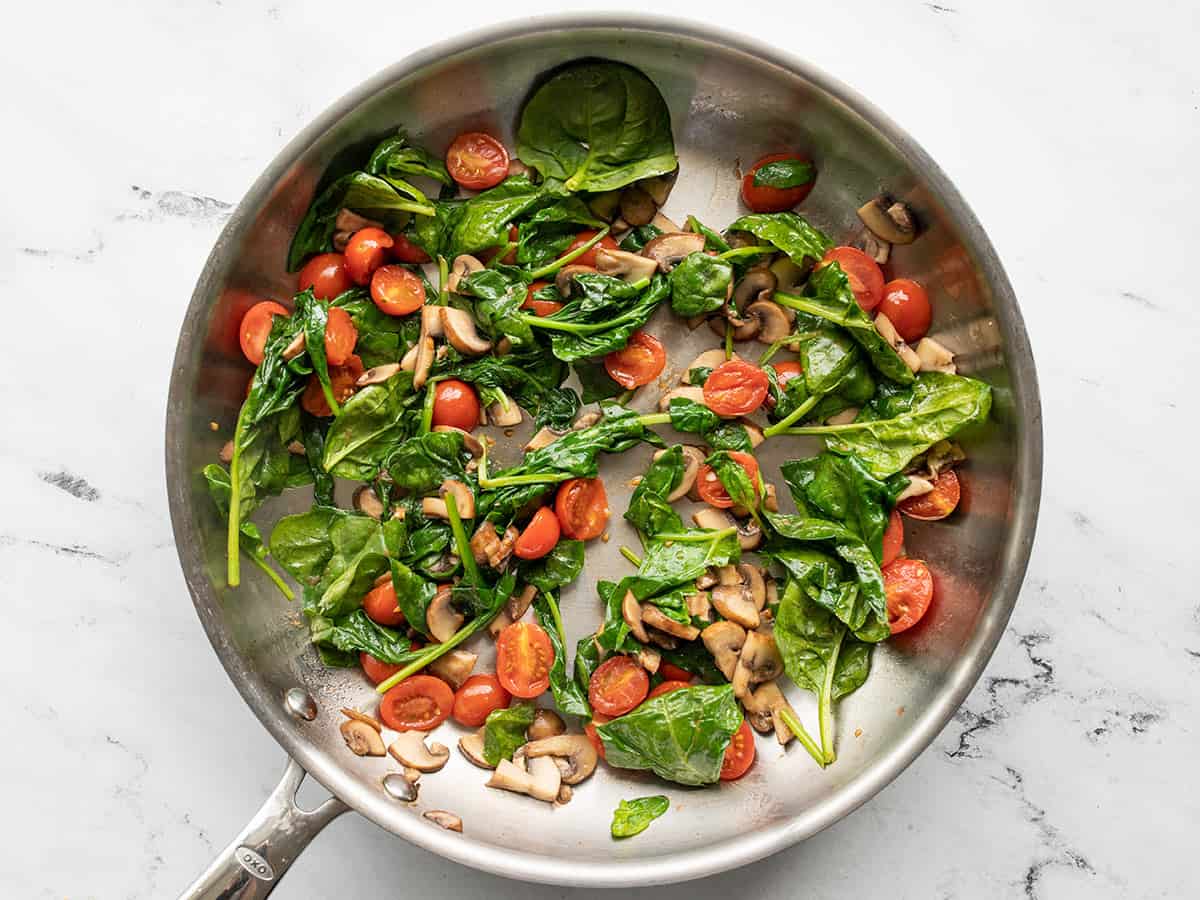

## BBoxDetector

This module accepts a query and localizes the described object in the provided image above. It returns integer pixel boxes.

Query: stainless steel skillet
[165,14,1042,897]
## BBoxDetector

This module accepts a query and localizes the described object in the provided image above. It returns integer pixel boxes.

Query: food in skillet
[209,59,989,826]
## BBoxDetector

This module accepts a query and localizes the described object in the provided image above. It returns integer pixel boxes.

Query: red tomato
[585,720,608,761]
[773,360,804,387]
[704,360,770,417]
[238,301,289,365]
[513,507,561,561]
[323,306,358,366]
[344,228,394,286]
[898,469,961,521]
[495,621,555,699]
[879,278,932,343]
[720,719,756,781]
[430,379,480,433]
[563,230,619,268]
[741,152,816,213]
[821,246,885,311]
[696,452,760,509]
[589,655,650,717]
[446,132,509,190]
[370,265,426,316]
[362,579,405,628]
[604,330,667,389]
[555,478,609,541]
[657,662,694,683]
[360,652,401,685]
[301,354,364,417]
[390,233,431,264]
[883,557,934,634]
[379,675,454,731]
[521,280,562,317]
[647,680,690,701]
[881,508,904,568]
[451,673,512,727]
[298,253,352,300]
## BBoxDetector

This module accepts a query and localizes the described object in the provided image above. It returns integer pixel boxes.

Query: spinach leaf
[389,558,437,639]
[447,175,547,258]
[516,196,604,267]
[708,450,762,512]
[333,288,420,369]
[520,539,585,593]
[383,431,468,494]
[457,266,537,349]
[611,796,669,838]
[669,253,733,317]
[685,215,732,253]
[320,372,417,480]
[619,224,662,252]
[536,274,671,362]
[483,702,536,766]
[366,131,453,187]
[311,608,413,663]
[533,592,591,717]
[435,345,575,430]
[753,159,815,189]
[595,685,741,785]
[301,415,335,507]
[667,398,754,452]
[791,372,992,478]
[634,529,740,594]
[625,446,685,537]
[573,633,602,703]
[725,212,831,267]
[574,359,624,403]
[294,290,339,415]
[516,61,677,192]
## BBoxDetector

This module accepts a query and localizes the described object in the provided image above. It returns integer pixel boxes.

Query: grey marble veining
[2,1,1197,898]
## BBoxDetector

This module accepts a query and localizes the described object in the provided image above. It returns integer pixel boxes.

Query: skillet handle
[179,757,349,900]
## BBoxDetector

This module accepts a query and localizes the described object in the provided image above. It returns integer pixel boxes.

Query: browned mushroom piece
[218,440,234,464]
[353,485,385,520]
[487,400,523,427]
[695,568,719,590]
[650,211,681,233]
[587,189,621,222]
[853,229,891,264]
[641,232,705,272]
[737,564,767,610]
[426,585,463,643]
[641,605,700,641]
[427,650,477,690]
[701,620,747,680]
[733,268,778,313]
[340,707,384,731]
[523,427,562,452]
[915,337,957,374]
[763,481,778,511]
[555,264,597,298]
[422,479,476,520]
[440,306,492,355]
[645,629,678,650]
[641,171,677,207]
[458,729,492,768]
[619,185,657,226]
[388,732,451,772]
[595,247,659,283]
[399,342,420,373]
[637,646,662,674]
[731,630,784,698]
[745,301,793,344]
[527,709,567,741]
[622,590,649,643]
[873,312,922,373]
[282,331,307,361]
[411,334,436,390]
[469,521,500,567]
[423,810,463,832]
[651,445,704,502]
[506,583,538,621]
[723,230,758,250]
[856,196,917,245]
[357,362,401,387]
[340,719,386,756]
[657,385,705,412]
[447,254,484,293]
[523,734,599,784]
[686,591,712,621]
[742,680,798,743]
[711,582,760,630]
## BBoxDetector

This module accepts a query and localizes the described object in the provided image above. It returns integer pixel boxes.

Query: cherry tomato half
[238,301,289,365]
[360,652,401,685]
[563,230,619,268]
[772,360,804,387]
[514,507,561,561]
[881,508,904,569]
[390,233,431,264]
[883,557,934,635]
[898,469,961,521]
[585,719,608,761]
[696,451,761,509]
[344,228,394,286]
[821,246,885,311]
[430,379,480,433]
[589,655,650,717]
[741,152,816,213]
[604,330,667,389]
[647,680,690,701]
[720,719,756,781]
[301,354,364,417]
[657,662,694,683]
[298,253,352,301]
[879,278,932,343]
[495,621,555,699]
[323,306,358,366]
[521,280,562,317]
[704,359,770,417]
[451,673,512,727]
[379,675,454,731]
[446,132,510,190]
[371,265,426,316]
[555,477,609,541]
[362,578,405,628]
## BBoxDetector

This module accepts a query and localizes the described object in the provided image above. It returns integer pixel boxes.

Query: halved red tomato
[323,306,358,366]
[881,508,904,568]
[821,246,885,311]
[238,301,289,365]
[513,507,561,561]
[555,478,609,541]
[703,360,769,417]
[446,132,509,190]
[370,265,426,316]
[604,331,667,389]
[298,253,352,300]
[589,655,650,717]
[720,719,756,780]
[883,557,934,634]
[741,152,815,213]
[696,452,760,509]
[898,470,961,521]
[379,675,454,731]
[495,621,554,699]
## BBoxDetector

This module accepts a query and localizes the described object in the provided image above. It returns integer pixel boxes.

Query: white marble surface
[3,1,1197,897]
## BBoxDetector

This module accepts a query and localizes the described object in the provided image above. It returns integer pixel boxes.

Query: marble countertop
[4,1,1196,897]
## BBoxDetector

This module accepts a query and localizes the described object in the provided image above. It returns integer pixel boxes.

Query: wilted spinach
[310,608,413,663]
[530,274,671,362]
[611,796,669,838]
[753,159,815,189]
[618,224,662,252]
[669,253,733,317]
[320,372,417,480]
[667,397,754,452]
[383,430,468,494]
[483,701,536,766]
[534,592,591,717]
[725,212,831,267]
[516,196,604,267]
[521,540,585,592]
[366,131,453,188]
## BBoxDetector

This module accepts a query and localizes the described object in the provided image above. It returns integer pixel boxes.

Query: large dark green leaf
[668,253,732,317]
[384,431,468,494]
[725,212,831,267]
[366,132,453,187]
[775,580,872,701]
[389,558,437,639]
[320,372,417,480]
[311,608,413,663]
[624,446,685,537]
[447,175,547,258]
[521,540,585,592]
[539,275,670,362]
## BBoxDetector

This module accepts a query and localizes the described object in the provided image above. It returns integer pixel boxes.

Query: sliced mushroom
[736,517,764,550]
[487,399,523,427]
[896,475,935,502]
[715,565,742,586]
[507,583,537,621]
[280,330,307,361]
[524,427,562,452]
[424,810,463,832]
[682,349,731,382]
[737,564,767,610]
[422,479,476,521]
[555,264,596,298]
[658,385,705,411]
[686,591,712,622]
[742,680,798,744]
[525,754,563,801]
[353,486,385,520]
[573,410,602,431]
[341,707,384,731]
[286,439,306,455]
[523,734,599,785]
[432,425,483,457]
[388,732,450,772]
[218,440,234,464]
[826,406,860,426]
[651,445,704,502]
[469,521,500,567]
[857,196,917,245]
[587,190,621,222]
[400,342,420,372]
[769,256,806,291]
[595,247,659,283]
[853,230,891,265]
[645,629,678,650]
[642,605,700,641]
[765,578,779,610]
[447,254,484,294]
[357,363,401,386]
[919,440,966,478]
[733,268,778,312]
[641,232,705,272]
[724,230,758,250]
[622,591,649,643]
[426,585,464,643]
[696,568,719,590]
[340,720,386,757]
[746,301,792,343]
[874,312,922,373]
[711,584,760,630]
[641,171,677,207]
[916,337,957,374]
[427,649,477,689]
[459,729,493,769]
[708,313,760,343]
[650,211,681,233]
[556,784,573,805]
[411,334,435,390]
[487,758,534,795]
[421,304,445,338]
[528,709,566,741]
[702,620,747,680]
[763,482,779,512]
[332,210,384,250]
[637,646,662,674]
[440,306,492,355]
[488,608,514,638]
[619,185,656,226]
[731,630,784,698]
[693,507,736,533]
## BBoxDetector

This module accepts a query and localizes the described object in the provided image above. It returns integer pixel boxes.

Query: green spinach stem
[445,491,483,590]
[757,330,820,366]
[227,402,249,587]
[619,545,643,567]
[717,246,775,263]
[375,612,494,693]
[776,707,827,768]
[724,321,734,360]
[478,440,571,489]
[437,255,450,303]
[819,628,845,764]
[246,553,295,601]
[522,305,642,335]
[636,412,671,427]
[525,226,611,280]
[652,526,737,544]
[762,395,820,438]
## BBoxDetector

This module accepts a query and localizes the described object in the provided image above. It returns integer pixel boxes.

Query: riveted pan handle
[179,758,348,900]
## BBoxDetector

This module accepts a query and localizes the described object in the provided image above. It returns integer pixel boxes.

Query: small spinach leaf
[669,253,733,317]
[311,608,413,663]
[483,701,536,766]
[725,212,831,268]
[612,796,669,838]
[753,159,815,189]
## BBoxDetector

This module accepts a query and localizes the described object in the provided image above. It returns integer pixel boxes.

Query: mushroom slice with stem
[341,708,384,731]
[506,583,538,621]
[422,479,476,521]
[695,568,718,590]
[388,732,451,772]
[426,585,463,643]
[746,301,792,344]
[657,385,705,412]
[874,312,922,374]
[915,337,957,374]
[711,583,760,630]
[702,620,747,681]
[555,264,597,298]
[733,268,778,314]
[857,196,917,245]
[739,419,765,449]
[528,709,566,741]
[400,342,420,373]
[411,334,436,390]
[742,680,798,744]
[641,605,700,641]
[682,349,732,383]
[459,728,493,769]
[340,720,386,757]
[618,185,657,226]
[637,646,662,674]
[595,247,659,284]
[641,232,705,272]
[421,304,445,339]
[488,609,514,639]
[440,306,492,356]
[523,734,599,785]
[353,486,385,520]
[469,521,500,566]
[737,564,767,610]
[645,629,678,650]
[896,475,935,502]
[447,254,484,294]
[652,445,704,502]
[523,427,562,452]
[650,211,681,233]
[486,758,534,795]
[853,229,891,265]
[693,507,737,534]
[357,363,401,387]
[686,591,712,622]
[525,755,563,802]
[731,630,784,698]
[423,810,463,833]
[640,171,677,207]
[427,649,477,690]
[622,590,649,643]
[487,399,523,427]
[715,565,742,587]
[432,425,483,457]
